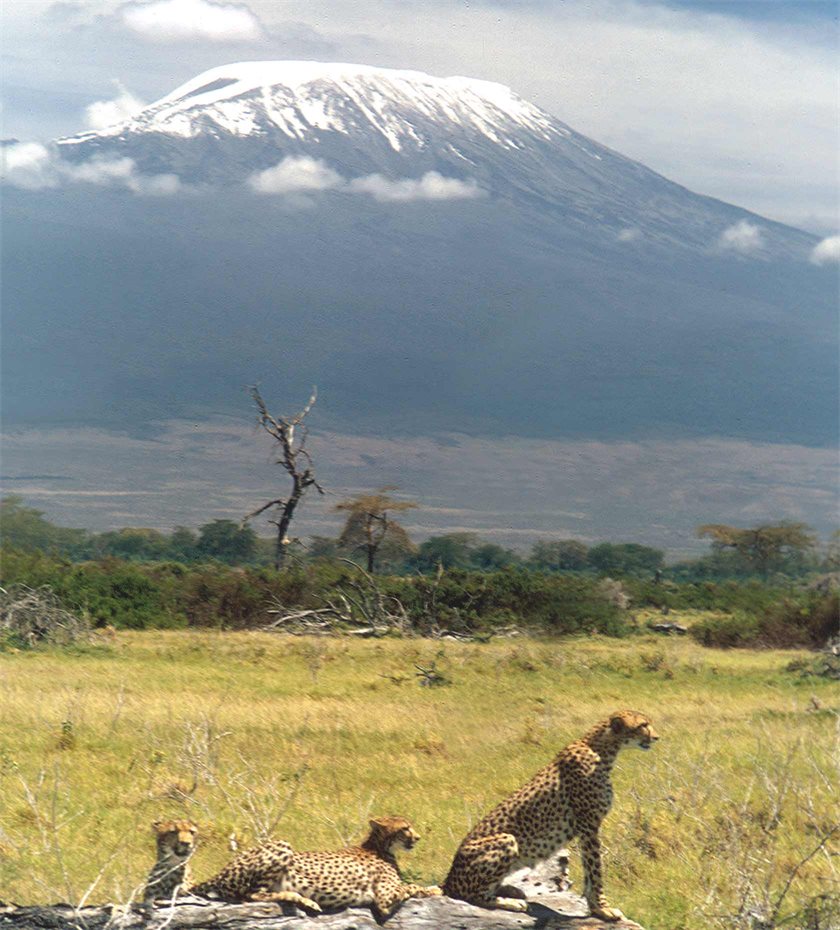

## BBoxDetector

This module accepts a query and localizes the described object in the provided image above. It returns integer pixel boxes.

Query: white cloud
[248,156,342,194]
[1,143,181,195]
[348,171,483,202]
[617,227,641,243]
[718,219,765,254]
[810,235,840,266]
[84,82,145,130]
[130,172,181,195]
[0,142,57,189]
[64,156,136,185]
[120,0,262,42]
[249,159,482,204]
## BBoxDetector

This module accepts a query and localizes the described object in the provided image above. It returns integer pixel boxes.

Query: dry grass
[0,630,837,929]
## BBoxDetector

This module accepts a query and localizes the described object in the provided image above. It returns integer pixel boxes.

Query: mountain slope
[3,62,836,448]
[56,61,813,257]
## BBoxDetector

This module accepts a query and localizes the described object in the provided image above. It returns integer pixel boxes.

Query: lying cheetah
[143,820,198,906]
[443,709,659,921]
[189,815,442,919]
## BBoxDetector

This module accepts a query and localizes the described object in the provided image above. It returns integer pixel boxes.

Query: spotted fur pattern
[189,815,442,919]
[443,710,659,921]
[143,820,198,906]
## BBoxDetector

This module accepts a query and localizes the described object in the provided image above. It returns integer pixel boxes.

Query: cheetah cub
[443,710,659,921]
[190,815,442,919]
[143,820,198,906]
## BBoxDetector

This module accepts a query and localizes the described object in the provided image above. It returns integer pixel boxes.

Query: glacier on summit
[60,61,559,149]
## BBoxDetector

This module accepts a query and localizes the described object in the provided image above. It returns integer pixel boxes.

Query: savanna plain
[0,631,837,930]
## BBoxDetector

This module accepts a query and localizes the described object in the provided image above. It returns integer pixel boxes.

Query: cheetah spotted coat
[189,815,441,918]
[443,710,659,921]
[143,820,198,906]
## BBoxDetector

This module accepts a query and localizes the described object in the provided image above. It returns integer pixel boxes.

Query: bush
[625,577,799,614]
[690,592,838,649]
[12,546,830,642]
[689,611,760,648]
[384,569,626,636]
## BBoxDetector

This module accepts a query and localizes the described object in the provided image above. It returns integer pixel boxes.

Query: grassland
[0,630,837,930]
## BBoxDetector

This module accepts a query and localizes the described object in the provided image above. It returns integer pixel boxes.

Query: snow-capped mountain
[4,62,836,448]
[57,62,807,255]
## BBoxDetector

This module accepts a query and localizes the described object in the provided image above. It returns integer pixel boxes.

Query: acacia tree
[697,522,816,578]
[335,487,417,573]
[246,386,324,571]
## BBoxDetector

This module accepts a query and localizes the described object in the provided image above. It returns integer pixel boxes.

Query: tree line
[1,494,834,582]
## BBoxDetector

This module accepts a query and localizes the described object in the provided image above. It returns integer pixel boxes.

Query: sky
[2,0,838,232]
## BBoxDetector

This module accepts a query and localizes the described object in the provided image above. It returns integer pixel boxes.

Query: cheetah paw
[591,904,625,922]
[493,896,529,913]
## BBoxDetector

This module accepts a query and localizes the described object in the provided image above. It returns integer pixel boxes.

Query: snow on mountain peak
[62,60,560,152]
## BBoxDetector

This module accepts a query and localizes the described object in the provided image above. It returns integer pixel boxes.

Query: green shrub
[690,592,838,649]
[15,546,831,642]
[689,611,760,648]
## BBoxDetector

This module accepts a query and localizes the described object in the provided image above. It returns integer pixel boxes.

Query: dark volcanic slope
[3,62,836,445]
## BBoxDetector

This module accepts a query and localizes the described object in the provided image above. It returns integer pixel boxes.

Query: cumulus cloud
[809,234,840,266]
[248,159,483,204]
[248,156,342,194]
[617,227,641,243]
[119,0,262,42]
[348,170,482,202]
[84,82,145,130]
[718,219,765,254]
[0,143,58,190]
[1,142,180,196]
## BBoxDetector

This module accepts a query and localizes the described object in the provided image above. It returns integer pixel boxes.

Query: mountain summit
[63,61,558,152]
[5,62,836,445]
[58,61,808,256]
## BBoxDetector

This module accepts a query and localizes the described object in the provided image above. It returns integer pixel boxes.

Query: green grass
[0,631,837,929]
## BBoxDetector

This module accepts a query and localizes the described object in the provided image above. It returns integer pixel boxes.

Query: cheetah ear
[610,716,624,734]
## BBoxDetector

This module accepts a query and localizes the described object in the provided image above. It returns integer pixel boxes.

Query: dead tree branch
[246,386,324,571]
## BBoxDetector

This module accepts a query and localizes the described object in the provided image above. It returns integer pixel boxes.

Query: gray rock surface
[0,895,644,930]
[0,853,645,929]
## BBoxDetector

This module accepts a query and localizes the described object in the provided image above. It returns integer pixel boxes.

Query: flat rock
[0,894,644,930]
[0,855,644,930]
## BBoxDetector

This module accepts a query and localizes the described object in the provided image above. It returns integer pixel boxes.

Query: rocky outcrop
[0,856,645,929]
[0,894,644,930]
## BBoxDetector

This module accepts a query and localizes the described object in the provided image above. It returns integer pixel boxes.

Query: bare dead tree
[246,386,324,571]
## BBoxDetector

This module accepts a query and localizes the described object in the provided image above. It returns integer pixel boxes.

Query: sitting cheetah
[443,710,659,921]
[189,815,442,919]
[143,820,198,906]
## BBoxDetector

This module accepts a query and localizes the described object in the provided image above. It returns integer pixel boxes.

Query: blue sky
[2,0,837,229]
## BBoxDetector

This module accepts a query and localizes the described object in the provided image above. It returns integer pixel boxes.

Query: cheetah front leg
[370,875,440,920]
[579,826,624,922]
[443,834,527,913]
[249,890,322,914]
[401,882,443,899]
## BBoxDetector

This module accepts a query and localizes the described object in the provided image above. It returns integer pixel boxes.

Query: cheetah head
[152,819,198,859]
[367,816,421,853]
[609,710,659,750]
